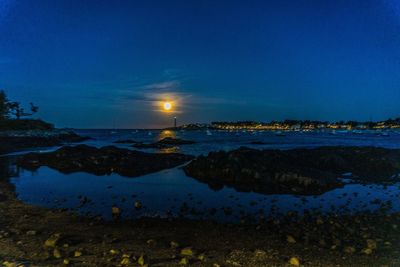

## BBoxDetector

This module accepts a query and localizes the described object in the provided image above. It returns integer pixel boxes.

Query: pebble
[197,254,206,261]
[180,247,194,256]
[254,249,268,259]
[289,257,300,266]
[366,239,377,250]
[344,246,356,254]
[138,255,146,266]
[362,248,373,255]
[120,257,130,265]
[74,250,82,257]
[111,206,120,217]
[135,201,142,210]
[170,241,179,248]
[179,258,189,265]
[109,249,119,255]
[26,230,37,236]
[44,234,60,248]
[53,248,62,259]
[287,235,296,244]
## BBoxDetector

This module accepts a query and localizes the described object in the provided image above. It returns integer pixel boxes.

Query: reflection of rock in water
[0,156,21,202]
[0,156,20,180]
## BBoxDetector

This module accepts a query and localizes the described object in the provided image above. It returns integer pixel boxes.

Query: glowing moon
[163,102,172,111]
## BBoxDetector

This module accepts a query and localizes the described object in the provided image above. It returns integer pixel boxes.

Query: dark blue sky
[1,0,399,128]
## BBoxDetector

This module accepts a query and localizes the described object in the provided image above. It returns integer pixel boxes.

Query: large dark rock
[17,145,194,177]
[113,139,139,144]
[132,137,196,149]
[157,137,196,145]
[184,146,400,195]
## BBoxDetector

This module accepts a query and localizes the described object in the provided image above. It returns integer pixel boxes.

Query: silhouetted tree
[0,90,9,120]
[8,101,39,120]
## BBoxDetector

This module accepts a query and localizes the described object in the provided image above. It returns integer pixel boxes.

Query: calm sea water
[7,129,400,222]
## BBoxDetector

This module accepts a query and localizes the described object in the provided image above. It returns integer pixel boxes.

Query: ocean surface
[6,129,400,222]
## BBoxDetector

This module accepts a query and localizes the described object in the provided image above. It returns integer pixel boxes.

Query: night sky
[1,0,399,128]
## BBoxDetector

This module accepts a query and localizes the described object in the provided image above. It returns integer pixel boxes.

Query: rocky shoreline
[184,146,400,195]
[0,130,91,155]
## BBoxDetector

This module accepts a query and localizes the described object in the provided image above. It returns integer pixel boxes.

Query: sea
[4,129,400,222]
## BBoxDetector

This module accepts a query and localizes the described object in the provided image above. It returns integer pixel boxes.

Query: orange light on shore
[163,102,172,111]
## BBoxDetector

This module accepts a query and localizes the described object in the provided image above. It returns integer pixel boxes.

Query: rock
[135,201,142,210]
[180,247,194,256]
[26,230,37,236]
[366,239,377,250]
[74,250,82,257]
[133,137,196,150]
[254,249,268,259]
[184,147,400,195]
[226,260,242,266]
[289,257,300,266]
[287,235,296,244]
[2,261,17,267]
[344,246,356,254]
[53,248,62,259]
[138,255,147,266]
[0,130,90,155]
[18,145,194,177]
[179,258,189,265]
[362,248,373,255]
[170,241,180,248]
[197,254,206,261]
[113,140,139,144]
[157,137,196,145]
[109,249,119,255]
[44,234,60,248]
[384,241,391,246]
[111,206,120,218]
[121,256,130,265]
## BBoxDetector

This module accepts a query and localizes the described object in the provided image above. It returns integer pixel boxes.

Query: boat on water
[206,130,212,136]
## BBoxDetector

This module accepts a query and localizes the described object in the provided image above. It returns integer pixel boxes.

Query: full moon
[163,102,172,111]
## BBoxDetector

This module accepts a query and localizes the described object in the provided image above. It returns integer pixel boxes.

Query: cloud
[141,80,181,91]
